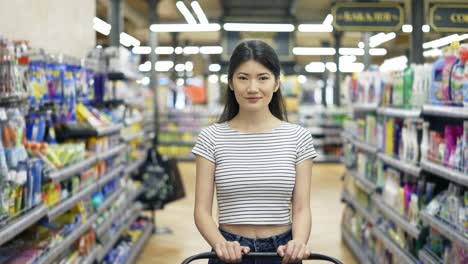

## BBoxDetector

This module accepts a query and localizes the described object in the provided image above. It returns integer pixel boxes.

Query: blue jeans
[208,227,302,264]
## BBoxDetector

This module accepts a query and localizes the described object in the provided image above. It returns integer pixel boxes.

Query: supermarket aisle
[136,162,356,264]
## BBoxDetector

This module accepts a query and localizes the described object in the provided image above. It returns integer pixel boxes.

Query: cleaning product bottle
[464,121,468,174]
[432,49,447,105]
[421,122,429,161]
[442,42,459,105]
[461,45,468,107]
[403,65,414,109]
[450,44,466,105]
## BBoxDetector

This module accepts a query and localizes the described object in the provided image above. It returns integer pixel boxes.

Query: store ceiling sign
[332,2,403,32]
[430,4,468,33]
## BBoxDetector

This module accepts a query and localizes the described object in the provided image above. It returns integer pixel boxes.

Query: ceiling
[95,0,465,69]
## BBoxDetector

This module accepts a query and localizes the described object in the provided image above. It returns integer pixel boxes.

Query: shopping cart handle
[181,252,343,264]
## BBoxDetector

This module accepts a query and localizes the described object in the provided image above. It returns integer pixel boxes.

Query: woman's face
[230,60,279,113]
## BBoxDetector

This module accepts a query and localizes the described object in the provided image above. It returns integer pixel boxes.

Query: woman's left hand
[277,240,310,264]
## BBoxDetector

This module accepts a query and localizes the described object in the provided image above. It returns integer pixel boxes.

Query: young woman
[192,40,317,264]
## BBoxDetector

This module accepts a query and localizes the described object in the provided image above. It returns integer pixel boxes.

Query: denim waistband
[218,226,292,249]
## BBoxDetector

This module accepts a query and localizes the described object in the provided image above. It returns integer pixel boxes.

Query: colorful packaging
[442,44,458,105]
[432,56,446,105]
[460,46,468,107]
[403,65,414,108]
[464,121,468,174]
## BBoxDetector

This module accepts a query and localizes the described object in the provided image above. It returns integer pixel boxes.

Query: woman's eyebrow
[236,72,249,76]
[257,72,270,76]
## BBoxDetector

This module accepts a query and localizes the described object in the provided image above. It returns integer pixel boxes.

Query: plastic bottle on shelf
[432,50,446,105]
[403,65,414,109]
[450,44,467,106]
[442,43,459,105]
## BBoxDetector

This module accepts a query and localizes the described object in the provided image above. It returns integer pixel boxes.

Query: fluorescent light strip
[183,46,199,54]
[325,62,337,72]
[293,47,336,55]
[209,64,221,72]
[120,32,140,47]
[423,48,443,58]
[93,17,111,35]
[358,42,365,49]
[298,24,333,32]
[369,48,387,56]
[305,62,325,73]
[155,46,175,54]
[380,56,408,72]
[139,61,151,72]
[185,61,194,72]
[422,24,430,33]
[339,48,364,56]
[150,23,221,32]
[200,46,223,54]
[223,23,295,32]
[191,1,209,24]
[323,14,333,25]
[175,47,183,54]
[155,61,174,72]
[339,56,356,64]
[369,32,396,48]
[423,34,468,49]
[133,46,151,54]
[175,63,185,72]
[176,1,197,24]
[402,24,413,33]
[340,62,364,73]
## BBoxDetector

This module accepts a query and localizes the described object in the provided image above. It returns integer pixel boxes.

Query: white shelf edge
[372,227,418,264]
[421,159,468,187]
[0,205,48,246]
[422,105,468,119]
[98,144,127,161]
[341,228,373,264]
[377,107,421,118]
[97,187,124,215]
[123,223,154,264]
[377,153,421,177]
[373,196,421,238]
[342,191,376,224]
[418,248,443,264]
[347,170,377,195]
[48,183,97,221]
[48,156,97,182]
[420,211,468,249]
[97,165,124,188]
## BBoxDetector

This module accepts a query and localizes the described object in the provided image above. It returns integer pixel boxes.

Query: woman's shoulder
[280,122,309,134]
[200,122,227,135]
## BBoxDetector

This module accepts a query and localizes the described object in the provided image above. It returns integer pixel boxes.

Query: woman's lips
[245,97,261,103]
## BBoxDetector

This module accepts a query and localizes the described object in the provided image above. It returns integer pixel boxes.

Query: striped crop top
[192,121,317,225]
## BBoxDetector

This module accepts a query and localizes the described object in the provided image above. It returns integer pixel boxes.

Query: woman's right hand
[214,241,250,263]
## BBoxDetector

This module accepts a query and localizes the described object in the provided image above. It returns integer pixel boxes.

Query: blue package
[32,159,42,205]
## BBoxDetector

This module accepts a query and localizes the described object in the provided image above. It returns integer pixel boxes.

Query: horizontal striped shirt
[192,121,317,225]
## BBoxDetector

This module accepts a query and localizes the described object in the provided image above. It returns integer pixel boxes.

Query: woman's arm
[277,159,313,264]
[193,156,225,248]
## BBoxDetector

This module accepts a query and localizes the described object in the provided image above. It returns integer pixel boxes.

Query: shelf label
[332,2,403,31]
[430,4,468,32]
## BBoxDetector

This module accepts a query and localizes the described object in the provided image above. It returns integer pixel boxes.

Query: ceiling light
[305,62,325,73]
[208,74,219,84]
[93,17,111,35]
[141,77,150,85]
[298,24,333,32]
[369,48,387,56]
[369,32,396,48]
[183,46,199,54]
[380,56,408,72]
[176,78,185,86]
[220,74,228,83]
[297,75,307,84]
[133,46,151,54]
[339,48,364,56]
[200,46,223,54]
[358,42,365,49]
[223,23,295,32]
[155,61,174,72]
[191,1,209,24]
[422,24,430,33]
[423,34,468,49]
[185,61,194,72]
[175,63,185,72]
[120,32,140,47]
[402,24,413,33]
[209,64,221,72]
[293,47,336,56]
[96,45,102,49]
[139,61,151,72]
[423,48,443,58]
[339,56,356,64]
[323,14,333,25]
[150,23,221,32]
[340,62,365,73]
[176,1,197,24]
[155,46,174,54]
[325,62,337,72]
[175,47,183,54]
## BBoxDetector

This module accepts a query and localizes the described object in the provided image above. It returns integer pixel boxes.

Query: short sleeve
[192,128,216,163]
[296,128,318,164]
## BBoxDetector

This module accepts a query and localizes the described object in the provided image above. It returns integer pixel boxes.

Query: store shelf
[418,248,443,264]
[346,170,377,195]
[82,245,101,264]
[97,187,123,215]
[96,123,123,137]
[373,196,420,238]
[420,211,468,249]
[125,155,147,175]
[48,183,97,221]
[324,138,344,144]
[125,117,143,127]
[97,165,124,189]
[108,71,142,81]
[48,155,97,182]
[422,105,468,119]
[372,227,418,264]
[123,223,154,264]
[37,214,98,264]
[341,191,376,224]
[0,204,48,246]
[97,204,142,262]
[341,228,372,264]
[315,155,342,163]
[351,103,378,112]
[158,141,196,146]
[129,187,145,202]
[95,205,123,238]
[121,131,145,142]
[351,138,379,154]
[98,144,127,161]
[421,159,468,187]
[377,153,421,177]
[377,107,421,119]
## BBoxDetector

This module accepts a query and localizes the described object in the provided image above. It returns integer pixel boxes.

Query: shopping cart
[181,252,343,264]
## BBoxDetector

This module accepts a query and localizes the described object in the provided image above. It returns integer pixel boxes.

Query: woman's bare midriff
[219,224,291,239]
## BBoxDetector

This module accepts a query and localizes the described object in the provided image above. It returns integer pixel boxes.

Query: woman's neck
[230,109,281,132]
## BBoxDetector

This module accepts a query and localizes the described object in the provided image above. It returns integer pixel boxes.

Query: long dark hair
[218,40,288,123]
